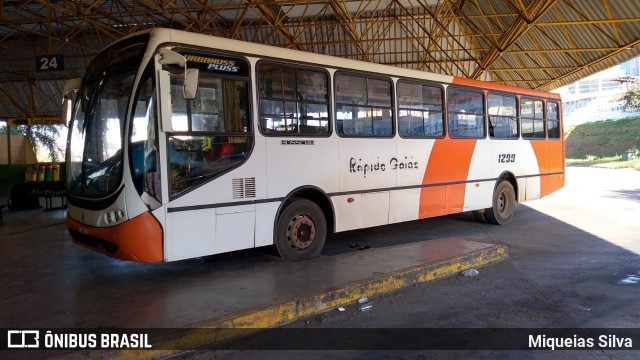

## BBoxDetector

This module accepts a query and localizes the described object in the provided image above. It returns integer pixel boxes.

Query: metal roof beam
[31,0,122,41]
[229,3,253,38]
[0,87,28,117]
[328,0,369,61]
[537,18,640,26]
[488,66,581,72]
[391,0,461,76]
[130,0,201,34]
[252,0,306,51]
[415,0,482,76]
[470,0,558,79]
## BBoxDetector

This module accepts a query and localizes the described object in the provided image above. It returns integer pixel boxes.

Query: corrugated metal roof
[1,0,639,118]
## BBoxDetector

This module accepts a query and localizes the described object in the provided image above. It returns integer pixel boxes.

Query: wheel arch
[496,171,519,202]
[275,185,336,235]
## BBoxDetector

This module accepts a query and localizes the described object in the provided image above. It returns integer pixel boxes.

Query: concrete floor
[196,166,640,360]
[0,193,501,331]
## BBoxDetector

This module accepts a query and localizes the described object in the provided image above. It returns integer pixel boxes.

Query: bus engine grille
[232,177,256,199]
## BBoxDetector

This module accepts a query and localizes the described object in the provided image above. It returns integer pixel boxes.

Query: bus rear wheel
[484,181,516,225]
[275,199,326,261]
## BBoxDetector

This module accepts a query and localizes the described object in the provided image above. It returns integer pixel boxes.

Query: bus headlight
[104,209,125,225]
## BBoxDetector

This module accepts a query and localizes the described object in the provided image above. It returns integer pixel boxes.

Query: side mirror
[62,78,82,102]
[184,69,199,100]
[158,47,199,100]
[62,78,81,126]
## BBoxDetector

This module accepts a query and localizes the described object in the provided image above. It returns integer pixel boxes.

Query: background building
[554,56,640,126]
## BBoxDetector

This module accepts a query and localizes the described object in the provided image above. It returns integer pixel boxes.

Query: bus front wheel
[484,181,516,225]
[275,199,326,260]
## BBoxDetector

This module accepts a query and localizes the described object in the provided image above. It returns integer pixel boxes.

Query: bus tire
[275,199,326,261]
[484,181,516,225]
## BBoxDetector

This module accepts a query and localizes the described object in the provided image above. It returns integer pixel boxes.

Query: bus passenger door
[155,62,216,261]
[157,53,257,261]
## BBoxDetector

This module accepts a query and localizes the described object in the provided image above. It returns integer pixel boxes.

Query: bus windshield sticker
[183,54,246,74]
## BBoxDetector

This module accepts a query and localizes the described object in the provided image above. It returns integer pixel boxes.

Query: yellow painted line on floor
[61,243,507,360]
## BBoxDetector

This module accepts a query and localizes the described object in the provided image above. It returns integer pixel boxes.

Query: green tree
[0,123,63,162]
[622,83,640,112]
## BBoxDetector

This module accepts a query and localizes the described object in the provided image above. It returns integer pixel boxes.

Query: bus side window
[397,81,444,138]
[447,88,485,138]
[547,101,561,139]
[521,97,545,139]
[335,72,394,137]
[488,93,518,139]
[258,63,329,135]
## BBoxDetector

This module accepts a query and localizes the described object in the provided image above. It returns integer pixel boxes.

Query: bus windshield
[67,34,149,198]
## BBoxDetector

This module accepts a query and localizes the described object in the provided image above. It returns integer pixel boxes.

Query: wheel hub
[498,192,506,213]
[287,215,315,250]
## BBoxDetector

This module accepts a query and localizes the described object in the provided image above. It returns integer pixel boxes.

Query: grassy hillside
[565,117,640,159]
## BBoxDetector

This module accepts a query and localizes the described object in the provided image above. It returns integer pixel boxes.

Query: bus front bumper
[67,212,164,262]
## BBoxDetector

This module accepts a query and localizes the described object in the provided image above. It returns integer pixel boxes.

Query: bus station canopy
[1,0,639,120]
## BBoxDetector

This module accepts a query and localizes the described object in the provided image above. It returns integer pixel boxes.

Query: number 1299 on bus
[498,154,516,163]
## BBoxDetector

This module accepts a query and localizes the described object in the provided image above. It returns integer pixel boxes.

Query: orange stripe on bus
[548,140,565,193]
[452,77,561,100]
[67,212,164,262]
[419,138,477,218]
[530,140,566,197]
[529,140,551,197]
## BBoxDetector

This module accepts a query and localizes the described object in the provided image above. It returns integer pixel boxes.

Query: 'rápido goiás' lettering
[349,156,419,178]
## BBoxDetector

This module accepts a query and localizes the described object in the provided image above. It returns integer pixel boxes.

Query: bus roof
[143,27,560,100]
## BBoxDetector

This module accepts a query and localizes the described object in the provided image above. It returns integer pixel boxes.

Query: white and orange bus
[64,28,564,262]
